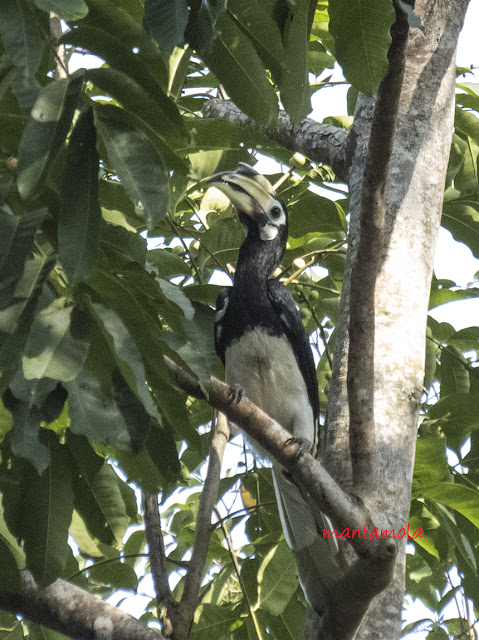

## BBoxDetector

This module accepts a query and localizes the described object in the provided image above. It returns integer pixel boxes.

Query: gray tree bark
[325,2,469,639]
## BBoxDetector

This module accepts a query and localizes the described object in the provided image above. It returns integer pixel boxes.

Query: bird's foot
[283,436,312,463]
[227,383,244,404]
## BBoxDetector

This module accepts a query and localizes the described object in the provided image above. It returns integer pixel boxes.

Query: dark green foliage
[0,2,478,639]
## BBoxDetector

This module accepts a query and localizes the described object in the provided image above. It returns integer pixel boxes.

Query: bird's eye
[270,206,282,220]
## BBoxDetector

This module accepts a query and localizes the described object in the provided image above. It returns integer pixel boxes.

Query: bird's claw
[228,383,244,404]
[283,436,312,463]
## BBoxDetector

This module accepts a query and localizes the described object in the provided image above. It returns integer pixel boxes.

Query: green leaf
[0,0,43,110]
[424,327,438,392]
[279,0,314,122]
[0,538,21,592]
[23,300,90,382]
[86,67,186,154]
[65,367,131,449]
[427,393,479,439]
[202,13,279,126]
[17,74,84,199]
[256,540,298,615]
[67,434,129,546]
[0,209,45,307]
[86,267,191,437]
[147,248,191,278]
[95,104,170,230]
[440,345,470,397]
[58,107,101,285]
[226,0,285,78]
[27,623,71,640]
[163,303,216,389]
[87,558,138,589]
[288,192,347,237]
[143,0,188,55]
[87,302,161,421]
[420,483,479,530]
[442,199,479,258]
[33,0,88,20]
[412,437,449,492]
[6,372,60,473]
[22,433,75,585]
[190,604,239,640]
[329,0,395,96]
[0,256,55,376]
[157,278,194,321]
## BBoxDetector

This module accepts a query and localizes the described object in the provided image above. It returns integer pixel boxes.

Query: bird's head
[206,163,287,242]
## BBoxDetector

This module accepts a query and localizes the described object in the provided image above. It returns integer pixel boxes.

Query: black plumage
[208,163,339,615]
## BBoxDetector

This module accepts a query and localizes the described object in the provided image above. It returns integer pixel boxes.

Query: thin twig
[166,217,204,284]
[179,413,230,630]
[213,506,264,640]
[143,492,175,637]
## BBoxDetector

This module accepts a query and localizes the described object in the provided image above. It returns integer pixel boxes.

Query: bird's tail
[272,465,342,615]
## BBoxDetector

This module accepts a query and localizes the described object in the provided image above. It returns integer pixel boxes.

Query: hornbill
[207,163,340,616]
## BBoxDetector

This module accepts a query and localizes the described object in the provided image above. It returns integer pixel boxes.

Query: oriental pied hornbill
[208,163,340,616]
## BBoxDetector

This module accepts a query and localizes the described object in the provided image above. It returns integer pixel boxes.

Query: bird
[207,163,340,617]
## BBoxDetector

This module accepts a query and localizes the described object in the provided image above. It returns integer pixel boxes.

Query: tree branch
[0,570,165,640]
[143,491,175,637]
[178,413,230,637]
[164,358,397,638]
[202,99,349,183]
[347,3,410,495]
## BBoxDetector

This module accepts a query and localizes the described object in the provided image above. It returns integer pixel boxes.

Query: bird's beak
[206,169,276,225]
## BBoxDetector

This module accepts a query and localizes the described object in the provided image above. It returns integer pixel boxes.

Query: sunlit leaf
[329,0,395,96]
[95,104,170,230]
[23,300,90,382]
[17,73,84,199]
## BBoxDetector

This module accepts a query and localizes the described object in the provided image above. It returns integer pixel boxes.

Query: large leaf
[143,0,188,55]
[94,105,170,230]
[256,540,298,615]
[33,0,88,20]
[440,345,470,397]
[0,209,45,307]
[86,267,191,437]
[19,433,74,585]
[68,435,130,546]
[279,0,315,122]
[0,256,54,377]
[23,300,90,382]
[202,13,279,126]
[412,437,449,492]
[86,67,186,157]
[442,199,479,258]
[17,73,84,199]
[226,0,285,78]
[58,108,101,285]
[190,604,240,640]
[65,367,131,449]
[288,191,347,237]
[419,483,479,531]
[0,0,44,110]
[329,0,395,96]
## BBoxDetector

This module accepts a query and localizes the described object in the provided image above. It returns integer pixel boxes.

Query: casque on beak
[205,164,277,227]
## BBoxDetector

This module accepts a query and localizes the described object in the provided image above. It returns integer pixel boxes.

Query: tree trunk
[324,1,469,638]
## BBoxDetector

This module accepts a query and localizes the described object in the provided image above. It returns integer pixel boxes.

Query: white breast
[224,329,314,447]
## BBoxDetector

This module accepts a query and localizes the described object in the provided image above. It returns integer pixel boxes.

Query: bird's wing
[267,278,320,424]
[214,287,231,365]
